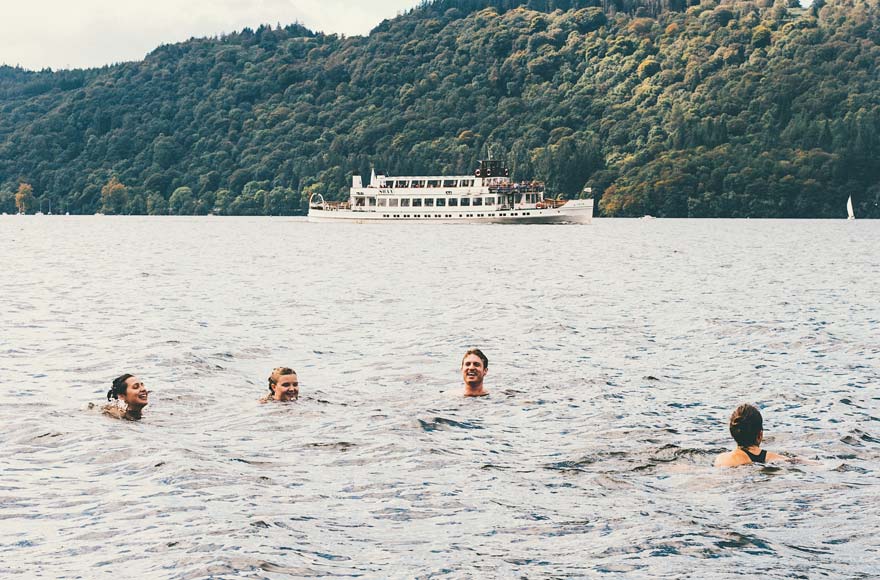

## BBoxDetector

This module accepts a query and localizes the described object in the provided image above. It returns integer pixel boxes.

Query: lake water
[1,216,878,579]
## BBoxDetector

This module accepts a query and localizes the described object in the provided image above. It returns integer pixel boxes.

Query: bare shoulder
[102,404,125,419]
[714,451,737,468]
[714,450,750,468]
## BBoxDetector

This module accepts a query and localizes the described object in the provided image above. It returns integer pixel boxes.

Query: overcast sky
[1,0,422,71]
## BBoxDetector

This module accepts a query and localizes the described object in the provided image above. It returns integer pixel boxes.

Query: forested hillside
[1,0,878,217]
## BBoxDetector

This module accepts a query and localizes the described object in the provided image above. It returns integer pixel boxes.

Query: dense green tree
[168,186,196,214]
[265,186,298,215]
[146,192,167,215]
[0,189,14,213]
[127,193,147,215]
[213,189,233,215]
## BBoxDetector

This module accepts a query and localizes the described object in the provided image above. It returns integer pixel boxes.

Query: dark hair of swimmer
[729,403,763,448]
[461,348,488,369]
[268,367,297,393]
[108,373,134,401]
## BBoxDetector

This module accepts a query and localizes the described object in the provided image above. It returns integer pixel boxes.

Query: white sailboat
[847,196,855,220]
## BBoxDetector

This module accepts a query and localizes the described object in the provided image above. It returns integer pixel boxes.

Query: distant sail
[847,196,855,220]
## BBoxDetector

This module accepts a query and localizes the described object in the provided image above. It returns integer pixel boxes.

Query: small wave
[305,442,356,452]
[841,430,880,446]
[713,530,776,554]
[543,451,629,473]
[418,417,484,432]
[231,458,273,466]
[831,464,870,474]
[782,543,833,555]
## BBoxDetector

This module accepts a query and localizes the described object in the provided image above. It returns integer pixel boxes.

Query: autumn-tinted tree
[100,177,128,214]
[15,183,34,214]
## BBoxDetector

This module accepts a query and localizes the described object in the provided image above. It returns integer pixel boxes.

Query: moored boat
[308,160,593,224]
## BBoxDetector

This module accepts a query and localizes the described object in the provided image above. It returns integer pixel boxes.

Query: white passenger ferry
[307,160,593,224]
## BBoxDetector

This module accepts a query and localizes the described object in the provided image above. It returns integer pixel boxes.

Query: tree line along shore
[1,0,878,218]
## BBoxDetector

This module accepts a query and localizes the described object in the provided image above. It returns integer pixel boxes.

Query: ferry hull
[308,200,593,224]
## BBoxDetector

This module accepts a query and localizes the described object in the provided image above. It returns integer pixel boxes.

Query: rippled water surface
[1,216,878,579]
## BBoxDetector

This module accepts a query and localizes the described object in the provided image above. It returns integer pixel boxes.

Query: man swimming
[461,348,489,397]
[261,367,299,402]
[714,403,787,467]
[103,374,149,420]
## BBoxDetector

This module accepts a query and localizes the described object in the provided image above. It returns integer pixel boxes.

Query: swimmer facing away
[714,403,787,467]
[104,374,149,420]
[260,367,299,403]
[462,348,489,397]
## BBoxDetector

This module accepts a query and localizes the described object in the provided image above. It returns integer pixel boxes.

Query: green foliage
[0,189,14,213]
[146,192,167,215]
[169,186,196,215]
[752,25,772,47]
[637,58,661,78]
[1,0,879,217]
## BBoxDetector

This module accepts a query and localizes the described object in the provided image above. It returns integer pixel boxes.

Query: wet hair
[729,403,763,448]
[107,374,134,401]
[461,348,488,369]
[268,367,297,393]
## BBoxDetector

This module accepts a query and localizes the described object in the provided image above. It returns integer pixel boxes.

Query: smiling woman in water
[103,374,149,421]
[260,367,299,402]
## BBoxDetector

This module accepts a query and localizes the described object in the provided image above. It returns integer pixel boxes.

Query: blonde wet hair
[268,367,297,394]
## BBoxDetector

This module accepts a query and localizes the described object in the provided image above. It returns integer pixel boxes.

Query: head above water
[729,403,763,448]
[106,374,149,415]
[268,367,299,401]
[107,374,134,401]
[461,348,488,369]
[461,348,489,396]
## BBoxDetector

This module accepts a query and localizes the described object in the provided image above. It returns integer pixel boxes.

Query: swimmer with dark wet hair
[714,403,787,467]
[461,348,489,397]
[103,374,149,420]
[260,367,299,402]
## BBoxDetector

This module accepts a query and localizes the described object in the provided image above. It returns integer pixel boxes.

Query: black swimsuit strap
[741,448,767,463]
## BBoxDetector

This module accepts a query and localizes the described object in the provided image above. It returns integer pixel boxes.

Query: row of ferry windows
[356,197,498,208]
[380,179,475,189]
[355,194,541,207]
[381,213,531,219]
